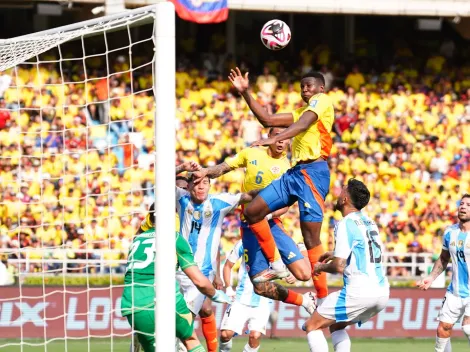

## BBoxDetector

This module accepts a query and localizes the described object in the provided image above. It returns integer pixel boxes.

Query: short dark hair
[346,178,370,210]
[301,71,325,86]
[176,175,188,183]
[462,194,470,202]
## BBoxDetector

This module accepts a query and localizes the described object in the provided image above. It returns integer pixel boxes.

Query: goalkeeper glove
[210,289,232,304]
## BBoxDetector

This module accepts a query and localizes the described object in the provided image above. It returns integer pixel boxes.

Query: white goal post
[0,2,175,351]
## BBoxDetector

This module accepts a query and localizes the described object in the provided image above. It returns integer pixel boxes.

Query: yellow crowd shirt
[291,93,335,165]
[224,147,290,193]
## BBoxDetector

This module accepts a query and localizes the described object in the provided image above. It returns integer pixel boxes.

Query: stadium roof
[6,0,470,17]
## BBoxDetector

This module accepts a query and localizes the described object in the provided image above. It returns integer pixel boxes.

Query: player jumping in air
[120,224,232,352]
[194,127,315,310]
[304,179,389,352]
[417,194,470,352]
[219,239,272,352]
[227,68,334,302]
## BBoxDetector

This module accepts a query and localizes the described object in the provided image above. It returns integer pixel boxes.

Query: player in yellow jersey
[228,68,334,302]
[195,128,315,309]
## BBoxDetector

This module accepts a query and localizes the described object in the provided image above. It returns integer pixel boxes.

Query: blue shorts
[241,219,303,277]
[259,161,330,222]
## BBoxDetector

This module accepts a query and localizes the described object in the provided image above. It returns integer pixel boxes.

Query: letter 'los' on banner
[168,0,228,23]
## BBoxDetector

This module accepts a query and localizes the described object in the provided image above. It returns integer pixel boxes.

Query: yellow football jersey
[291,93,334,165]
[225,147,290,192]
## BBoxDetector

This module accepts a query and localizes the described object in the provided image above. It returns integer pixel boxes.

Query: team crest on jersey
[187,209,193,215]
[270,166,281,174]
[309,100,318,108]
[450,241,455,247]
[193,211,201,220]
[204,211,212,218]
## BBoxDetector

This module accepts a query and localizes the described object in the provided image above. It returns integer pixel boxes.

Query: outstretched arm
[252,111,318,147]
[229,67,293,128]
[176,161,201,175]
[192,162,233,183]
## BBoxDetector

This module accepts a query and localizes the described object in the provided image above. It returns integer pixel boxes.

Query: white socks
[219,339,232,352]
[463,324,470,344]
[307,330,329,352]
[331,330,351,352]
[435,336,450,352]
[243,343,260,352]
[444,339,452,352]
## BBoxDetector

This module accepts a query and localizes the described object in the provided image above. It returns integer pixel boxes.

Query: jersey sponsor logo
[309,100,318,108]
[287,252,296,260]
[249,160,257,165]
[458,240,464,247]
[270,166,281,174]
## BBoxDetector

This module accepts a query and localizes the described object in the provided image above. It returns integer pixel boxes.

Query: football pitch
[2,338,467,352]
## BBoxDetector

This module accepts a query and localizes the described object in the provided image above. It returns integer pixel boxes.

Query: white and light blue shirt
[334,211,389,297]
[176,187,241,277]
[443,224,470,298]
[227,240,271,308]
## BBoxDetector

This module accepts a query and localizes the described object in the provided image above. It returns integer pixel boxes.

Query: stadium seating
[0,52,469,277]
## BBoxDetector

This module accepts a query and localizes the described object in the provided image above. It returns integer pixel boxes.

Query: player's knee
[199,306,213,318]
[437,322,453,337]
[243,205,263,224]
[294,267,312,281]
[248,331,261,346]
[462,324,470,337]
[220,330,234,342]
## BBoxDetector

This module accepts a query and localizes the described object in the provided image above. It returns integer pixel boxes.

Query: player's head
[458,194,470,224]
[176,175,189,190]
[187,173,210,204]
[268,127,289,156]
[335,178,370,213]
[300,71,325,103]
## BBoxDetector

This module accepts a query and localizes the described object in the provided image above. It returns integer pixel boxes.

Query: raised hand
[251,137,276,147]
[191,168,208,184]
[228,67,250,93]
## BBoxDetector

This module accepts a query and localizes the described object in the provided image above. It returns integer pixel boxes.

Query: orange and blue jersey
[291,93,334,165]
[258,93,334,223]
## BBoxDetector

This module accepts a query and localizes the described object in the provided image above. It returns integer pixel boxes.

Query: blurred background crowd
[0,21,469,279]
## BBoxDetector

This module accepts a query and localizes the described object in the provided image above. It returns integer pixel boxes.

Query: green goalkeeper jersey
[121,228,196,316]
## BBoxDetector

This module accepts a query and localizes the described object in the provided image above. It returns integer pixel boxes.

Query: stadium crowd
[0,43,469,278]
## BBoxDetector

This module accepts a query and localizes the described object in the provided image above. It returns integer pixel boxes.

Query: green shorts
[126,293,194,352]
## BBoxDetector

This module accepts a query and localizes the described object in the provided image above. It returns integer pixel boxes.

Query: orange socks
[283,289,304,306]
[249,219,281,263]
[201,314,218,352]
[308,245,328,299]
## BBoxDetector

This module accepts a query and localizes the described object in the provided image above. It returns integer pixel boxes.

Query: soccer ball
[260,19,291,51]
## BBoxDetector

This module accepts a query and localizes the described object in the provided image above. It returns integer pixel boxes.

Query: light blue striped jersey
[227,240,271,308]
[442,224,470,298]
[334,211,389,296]
[176,187,241,277]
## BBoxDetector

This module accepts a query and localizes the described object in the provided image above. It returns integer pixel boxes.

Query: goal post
[0,2,175,351]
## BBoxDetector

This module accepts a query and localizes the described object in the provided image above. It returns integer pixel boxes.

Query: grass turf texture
[1,337,466,351]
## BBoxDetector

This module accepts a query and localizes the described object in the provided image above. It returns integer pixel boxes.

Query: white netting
[0,6,159,351]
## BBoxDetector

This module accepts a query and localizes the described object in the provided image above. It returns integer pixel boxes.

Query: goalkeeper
[121,221,232,352]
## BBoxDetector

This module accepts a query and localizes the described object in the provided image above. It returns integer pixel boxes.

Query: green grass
[0,338,467,352]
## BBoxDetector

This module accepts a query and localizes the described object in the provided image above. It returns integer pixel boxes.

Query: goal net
[0,3,175,351]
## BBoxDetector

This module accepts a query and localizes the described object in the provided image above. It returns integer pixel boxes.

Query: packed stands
[0,44,469,278]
